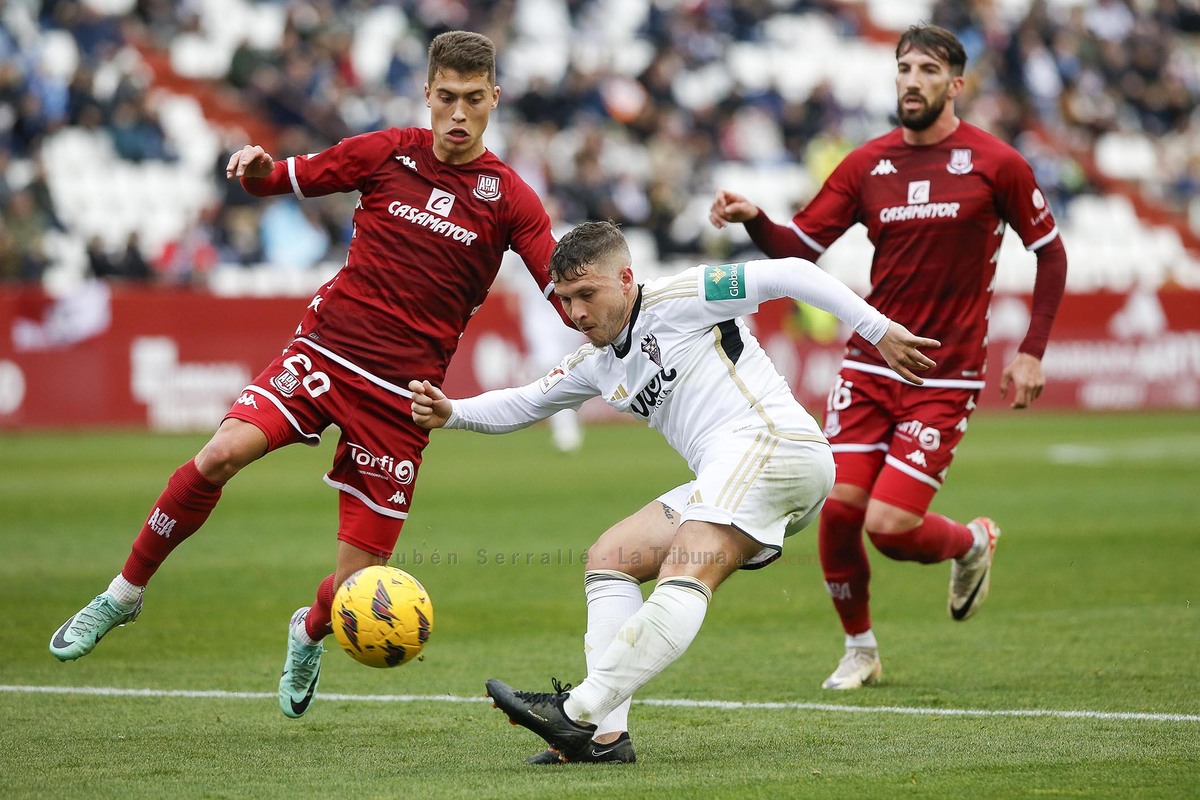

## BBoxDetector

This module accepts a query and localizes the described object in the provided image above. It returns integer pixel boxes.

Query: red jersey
[242,127,559,390]
[779,122,1059,385]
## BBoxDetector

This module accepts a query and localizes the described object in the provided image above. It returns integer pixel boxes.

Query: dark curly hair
[550,221,631,282]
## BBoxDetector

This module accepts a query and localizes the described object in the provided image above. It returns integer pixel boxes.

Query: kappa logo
[472,174,502,201]
[235,391,259,409]
[395,154,417,171]
[905,450,928,467]
[387,491,408,505]
[426,188,456,216]
[871,159,897,176]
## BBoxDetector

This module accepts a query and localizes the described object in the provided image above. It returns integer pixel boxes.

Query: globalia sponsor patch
[703,262,745,301]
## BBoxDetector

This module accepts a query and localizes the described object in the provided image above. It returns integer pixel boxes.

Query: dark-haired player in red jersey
[49,31,567,718]
[710,23,1067,690]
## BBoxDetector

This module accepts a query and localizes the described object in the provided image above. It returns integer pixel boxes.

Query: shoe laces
[71,597,121,635]
[289,643,323,684]
[838,648,877,673]
[514,677,573,703]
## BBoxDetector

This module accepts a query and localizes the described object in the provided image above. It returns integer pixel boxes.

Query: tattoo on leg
[662,505,676,523]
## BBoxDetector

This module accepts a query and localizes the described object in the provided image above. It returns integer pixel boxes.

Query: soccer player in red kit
[49,31,566,717]
[710,23,1067,690]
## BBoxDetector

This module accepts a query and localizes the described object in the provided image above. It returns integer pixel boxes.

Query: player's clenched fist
[708,189,759,229]
[225,145,275,180]
[409,380,452,429]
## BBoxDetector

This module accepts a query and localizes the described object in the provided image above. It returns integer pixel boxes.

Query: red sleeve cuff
[744,210,820,260]
[1018,235,1068,359]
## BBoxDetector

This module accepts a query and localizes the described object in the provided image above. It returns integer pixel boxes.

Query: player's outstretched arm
[225,145,275,180]
[999,352,1044,409]
[408,380,453,429]
[874,321,940,386]
[709,189,759,228]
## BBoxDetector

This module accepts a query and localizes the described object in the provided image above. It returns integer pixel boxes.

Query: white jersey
[446,257,890,474]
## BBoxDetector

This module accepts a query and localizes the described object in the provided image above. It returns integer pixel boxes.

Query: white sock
[583,570,643,737]
[968,523,988,559]
[845,630,878,650]
[565,576,711,726]
[550,409,583,452]
[107,574,144,607]
[291,609,320,647]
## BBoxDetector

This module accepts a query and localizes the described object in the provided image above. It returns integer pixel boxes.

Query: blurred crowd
[1,0,1198,285]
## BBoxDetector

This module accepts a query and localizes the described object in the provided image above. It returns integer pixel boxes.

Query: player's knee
[195,436,258,483]
[196,420,269,482]
[829,483,870,508]
[863,502,922,535]
[585,540,634,576]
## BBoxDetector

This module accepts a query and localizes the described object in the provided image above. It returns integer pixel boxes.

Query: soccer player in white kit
[409,221,938,763]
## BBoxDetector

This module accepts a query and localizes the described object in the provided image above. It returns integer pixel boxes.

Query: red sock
[304,574,336,641]
[867,513,974,564]
[121,460,223,585]
[818,498,871,636]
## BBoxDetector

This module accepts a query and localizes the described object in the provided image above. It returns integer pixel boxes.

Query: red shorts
[225,340,426,558]
[822,365,980,516]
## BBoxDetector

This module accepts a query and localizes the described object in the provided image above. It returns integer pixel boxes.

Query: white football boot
[949,518,1000,621]
[821,647,882,690]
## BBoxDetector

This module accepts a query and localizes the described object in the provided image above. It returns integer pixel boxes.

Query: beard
[897,92,947,131]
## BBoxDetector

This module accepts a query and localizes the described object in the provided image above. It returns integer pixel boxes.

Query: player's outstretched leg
[279,607,324,718]
[487,678,598,762]
[525,732,636,765]
[949,518,1001,621]
[49,592,144,661]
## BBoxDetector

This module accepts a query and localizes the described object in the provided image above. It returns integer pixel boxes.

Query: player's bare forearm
[999,352,1044,409]
[408,380,452,429]
[875,321,939,385]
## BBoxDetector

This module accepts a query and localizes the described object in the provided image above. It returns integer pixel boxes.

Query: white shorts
[657,432,834,569]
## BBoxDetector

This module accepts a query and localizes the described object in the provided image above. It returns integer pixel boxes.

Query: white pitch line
[2,685,1197,723]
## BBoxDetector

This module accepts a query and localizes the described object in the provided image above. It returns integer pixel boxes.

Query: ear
[619,265,636,291]
[424,83,432,108]
[491,85,501,109]
[947,74,965,101]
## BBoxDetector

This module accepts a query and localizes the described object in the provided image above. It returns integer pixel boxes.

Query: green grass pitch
[1,411,1197,798]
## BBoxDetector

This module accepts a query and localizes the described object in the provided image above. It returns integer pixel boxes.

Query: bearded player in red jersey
[710,23,1068,690]
[49,31,567,717]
